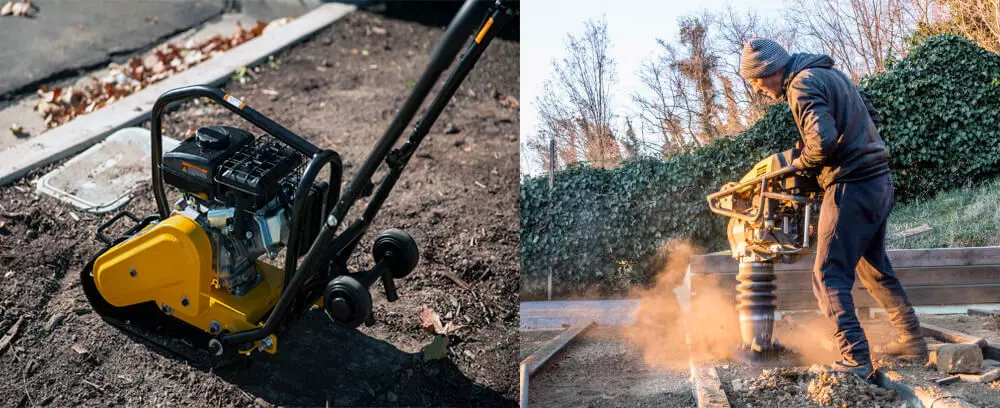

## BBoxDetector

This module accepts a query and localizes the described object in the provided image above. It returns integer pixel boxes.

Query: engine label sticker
[224,94,245,110]
[181,161,209,180]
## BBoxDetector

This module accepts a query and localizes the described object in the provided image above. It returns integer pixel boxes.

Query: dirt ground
[0,10,519,408]
[521,313,1000,407]
[868,314,1000,408]
[523,328,696,408]
[723,313,1000,408]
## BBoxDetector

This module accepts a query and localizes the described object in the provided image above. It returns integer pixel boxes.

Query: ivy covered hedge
[520,35,1000,299]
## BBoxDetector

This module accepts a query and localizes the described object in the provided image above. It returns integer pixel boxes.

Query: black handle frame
[141,0,514,347]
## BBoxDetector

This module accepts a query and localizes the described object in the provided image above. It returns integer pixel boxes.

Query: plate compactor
[707,146,823,362]
[81,1,514,363]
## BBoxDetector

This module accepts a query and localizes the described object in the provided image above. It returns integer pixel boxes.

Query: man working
[739,38,927,380]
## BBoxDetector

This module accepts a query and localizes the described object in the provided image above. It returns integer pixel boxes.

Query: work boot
[880,335,928,361]
[828,359,875,381]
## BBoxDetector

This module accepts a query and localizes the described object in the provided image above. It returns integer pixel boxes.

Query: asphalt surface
[0,0,223,97]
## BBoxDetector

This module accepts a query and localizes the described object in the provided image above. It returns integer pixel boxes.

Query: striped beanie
[740,38,790,79]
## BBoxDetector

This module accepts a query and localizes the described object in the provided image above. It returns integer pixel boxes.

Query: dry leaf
[33,16,291,130]
[419,305,445,335]
[499,95,520,110]
[1,1,35,17]
[442,322,465,335]
[263,17,293,34]
[419,305,465,335]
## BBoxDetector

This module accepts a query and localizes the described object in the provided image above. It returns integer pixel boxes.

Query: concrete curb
[0,3,355,186]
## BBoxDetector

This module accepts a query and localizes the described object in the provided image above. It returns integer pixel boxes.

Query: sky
[520,0,787,176]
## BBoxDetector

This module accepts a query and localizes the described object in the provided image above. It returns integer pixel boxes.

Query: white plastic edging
[35,128,180,213]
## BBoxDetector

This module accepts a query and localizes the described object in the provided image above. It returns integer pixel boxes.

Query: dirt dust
[775,314,841,366]
[620,239,741,368]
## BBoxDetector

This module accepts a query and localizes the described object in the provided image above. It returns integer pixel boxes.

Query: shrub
[520,35,1000,299]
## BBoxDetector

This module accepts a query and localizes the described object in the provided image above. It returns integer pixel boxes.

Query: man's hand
[790,157,804,172]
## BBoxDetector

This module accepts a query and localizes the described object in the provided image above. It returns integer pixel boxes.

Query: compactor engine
[707,147,823,361]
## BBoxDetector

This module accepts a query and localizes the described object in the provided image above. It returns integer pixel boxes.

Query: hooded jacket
[783,53,890,189]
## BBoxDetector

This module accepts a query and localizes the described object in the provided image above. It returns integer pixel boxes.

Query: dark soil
[0,10,519,408]
[525,328,695,408]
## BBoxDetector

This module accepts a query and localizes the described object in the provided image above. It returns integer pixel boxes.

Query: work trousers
[811,173,921,364]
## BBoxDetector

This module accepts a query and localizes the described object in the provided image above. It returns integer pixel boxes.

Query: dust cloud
[621,239,740,368]
[621,239,839,368]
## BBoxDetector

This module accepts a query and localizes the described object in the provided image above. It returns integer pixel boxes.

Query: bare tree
[632,16,732,155]
[927,0,1000,53]
[620,116,645,159]
[786,0,930,80]
[676,17,722,141]
[712,6,798,123]
[633,41,694,156]
[532,17,621,170]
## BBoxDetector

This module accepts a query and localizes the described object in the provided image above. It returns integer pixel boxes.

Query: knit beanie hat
[740,38,791,79]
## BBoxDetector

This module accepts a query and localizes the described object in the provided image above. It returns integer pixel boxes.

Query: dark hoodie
[783,53,890,189]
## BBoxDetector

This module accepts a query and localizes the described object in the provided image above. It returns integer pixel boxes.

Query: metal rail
[518,321,594,408]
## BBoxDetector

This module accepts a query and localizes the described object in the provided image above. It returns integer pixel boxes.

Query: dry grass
[887,176,1000,249]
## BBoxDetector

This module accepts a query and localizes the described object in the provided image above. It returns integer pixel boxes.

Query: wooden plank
[519,364,529,408]
[967,309,999,317]
[921,323,988,348]
[691,265,1000,292]
[694,284,1000,310]
[521,320,594,376]
[689,362,730,408]
[887,224,933,241]
[691,247,1000,274]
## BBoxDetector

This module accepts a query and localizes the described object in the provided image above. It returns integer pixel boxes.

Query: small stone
[44,313,65,332]
[3,271,13,280]
[71,343,89,355]
[254,397,268,407]
[444,124,460,134]
[731,379,743,392]
[386,392,397,403]
[937,343,983,374]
